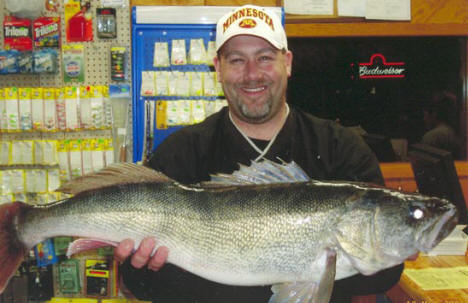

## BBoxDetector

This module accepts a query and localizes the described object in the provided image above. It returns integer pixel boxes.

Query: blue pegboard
[131,6,285,162]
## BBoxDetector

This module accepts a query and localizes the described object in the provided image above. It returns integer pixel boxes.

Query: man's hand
[114,237,169,271]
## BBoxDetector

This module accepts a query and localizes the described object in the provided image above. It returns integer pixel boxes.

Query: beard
[237,98,272,123]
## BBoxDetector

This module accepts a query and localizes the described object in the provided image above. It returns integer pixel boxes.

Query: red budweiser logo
[358,53,406,79]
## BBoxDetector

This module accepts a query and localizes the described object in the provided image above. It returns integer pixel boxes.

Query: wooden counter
[386,255,468,303]
[380,161,468,208]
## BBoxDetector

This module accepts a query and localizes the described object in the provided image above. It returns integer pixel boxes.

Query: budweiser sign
[358,53,405,79]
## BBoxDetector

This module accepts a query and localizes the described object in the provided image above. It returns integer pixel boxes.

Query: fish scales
[18,181,357,285]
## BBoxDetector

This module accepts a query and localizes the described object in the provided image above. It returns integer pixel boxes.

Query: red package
[3,16,32,51]
[33,17,61,48]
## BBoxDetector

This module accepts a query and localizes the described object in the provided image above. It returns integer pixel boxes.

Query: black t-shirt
[121,106,403,303]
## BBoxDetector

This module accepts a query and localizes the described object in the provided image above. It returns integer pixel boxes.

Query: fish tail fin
[0,203,27,294]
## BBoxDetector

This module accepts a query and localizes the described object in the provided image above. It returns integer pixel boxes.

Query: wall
[131,0,468,36]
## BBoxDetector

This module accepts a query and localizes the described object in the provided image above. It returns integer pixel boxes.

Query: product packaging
[18,87,32,131]
[33,17,60,48]
[81,139,93,175]
[171,39,187,65]
[57,140,70,181]
[153,41,170,67]
[0,51,19,74]
[155,71,168,96]
[191,100,205,124]
[80,86,92,129]
[110,47,127,81]
[69,139,82,178]
[64,86,79,130]
[55,88,67,131]
[189,72,203,96]
[0,141,11,165]
[189,38,206,65]
[91,139,105,172]
[3,16,32,51]
[5,87,19,131]
[90,86,105,129]
[43,88,57,132]
[33,49,58,73]
[97,8,117,39]
[203,72,217,96]
[17,51,33,73]
[0,89,6,131]
[140,71,155,96]
[63,44,85,82]
[43,140,58,164]
[47,168,61,192]
[31,87,44,131]
[65,0,93,42]
[1,169,24,194]
[102,86,113,129]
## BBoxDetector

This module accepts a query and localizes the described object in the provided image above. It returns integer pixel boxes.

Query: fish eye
[410,206,425,220]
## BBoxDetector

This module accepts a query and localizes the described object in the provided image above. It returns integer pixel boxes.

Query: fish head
[335,189,458,275]
[373,192,458,257]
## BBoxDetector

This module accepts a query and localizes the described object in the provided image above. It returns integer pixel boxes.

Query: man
[422,91,460,158]
[115,5,403,302]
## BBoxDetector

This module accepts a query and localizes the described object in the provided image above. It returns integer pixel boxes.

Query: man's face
[214,35,292,124]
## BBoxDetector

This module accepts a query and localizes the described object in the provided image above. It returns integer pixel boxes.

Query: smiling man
[115,5,404,303]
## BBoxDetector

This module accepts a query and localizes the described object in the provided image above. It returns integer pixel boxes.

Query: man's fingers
[131,237,156,268]
[114,239,135,263]
[148,246,169,271]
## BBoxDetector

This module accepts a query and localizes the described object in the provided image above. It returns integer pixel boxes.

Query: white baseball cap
[216,5,287,52]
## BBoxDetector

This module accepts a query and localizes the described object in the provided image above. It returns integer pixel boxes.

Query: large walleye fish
[0,161,458,303]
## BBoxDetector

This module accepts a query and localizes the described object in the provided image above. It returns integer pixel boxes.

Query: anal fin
[269,248,337,303]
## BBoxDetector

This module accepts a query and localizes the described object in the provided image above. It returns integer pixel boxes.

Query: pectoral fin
[269,248,337,303]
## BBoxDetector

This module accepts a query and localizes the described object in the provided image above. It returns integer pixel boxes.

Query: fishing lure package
[64,87,79,131]
[202,72,215,97]
[3,16,32,51]
[33,17,61,48]
[189,72,203,96]
[0,50,19,74]
[171,39,187,65]
[11,140,34,164]
[33,49,58,73]
[55,88,67,131]
[0,141,11,165]
[153,41,170,67]
[47,168,61,193]
[79,86,92,129]
[155,71,169,95]
[18,87,32,131]
[97,7,117,39]
[43,88,58,132]
[141,71,155,96]
[189,38,206,65]
[5,87,19,131]
[31,87,44,131]
[25,169,48,193]
[110,46,127,81]
[1,169,24,194]
[81,139,93,175]
[62,44,85,83]
[17,51,33,73]
[102,86,113,129]
[69,139,82,178]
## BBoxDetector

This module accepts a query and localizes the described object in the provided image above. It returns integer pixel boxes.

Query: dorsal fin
[205,159,310,186]
[57,163,172,195]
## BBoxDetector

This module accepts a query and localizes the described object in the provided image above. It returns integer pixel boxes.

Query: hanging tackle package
[97,8,117,39]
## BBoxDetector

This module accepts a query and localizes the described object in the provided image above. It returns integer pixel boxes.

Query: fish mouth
[420,206,458,253]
